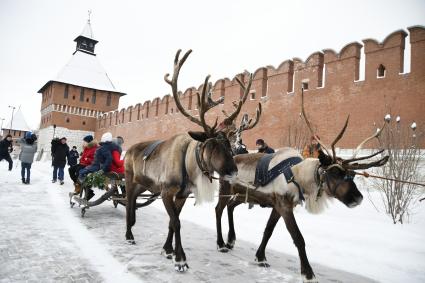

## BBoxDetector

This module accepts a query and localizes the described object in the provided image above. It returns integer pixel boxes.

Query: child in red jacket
[69,135,98,194]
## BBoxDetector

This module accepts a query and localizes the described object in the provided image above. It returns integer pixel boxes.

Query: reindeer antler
[164,49,223,136]
[221,74,253,126]
[300,88,332,157]
[348,121,386,159]
[238,103,262,133]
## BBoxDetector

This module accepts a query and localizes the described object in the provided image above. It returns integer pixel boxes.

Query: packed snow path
[0,161,422,282]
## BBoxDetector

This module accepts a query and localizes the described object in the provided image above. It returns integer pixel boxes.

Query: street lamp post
[8,106,16,134]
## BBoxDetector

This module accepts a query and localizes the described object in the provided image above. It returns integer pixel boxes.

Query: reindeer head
[301,89,389,208]
[165,49,248,178]
[216,77,262,155]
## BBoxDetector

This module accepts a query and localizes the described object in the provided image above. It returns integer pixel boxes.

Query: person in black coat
[256,138,275,154]
[51,137,69,185]
[68,146,79,167]
[0,134,13,171]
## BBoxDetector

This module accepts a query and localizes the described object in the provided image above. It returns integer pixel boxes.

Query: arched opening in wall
[137,107,141,120]
[188,94,192,110]
[250,91,256,100]
[64,85,69,99]
[121,111,125,123]
[301,80,309,91]
[109,115,112,126]
[115,114,118,125]
[377,64,386,78]
[92,90,96,104]
[155,101,159,116]
[318,64,326,88]
[165,99,169,114]
[128,110,132,122]
[66,118,70,123]
[106,93,112,106]
[357,46,366,81]
[80,88,85,102]
[86,98,89,102]
[402,34,411,74]
[82,121,86,125]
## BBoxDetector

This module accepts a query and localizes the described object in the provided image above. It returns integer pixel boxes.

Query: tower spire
[73,12,98,55]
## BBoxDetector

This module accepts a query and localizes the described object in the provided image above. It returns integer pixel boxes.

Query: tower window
[302,82,309,90]
[106,93,112,106]
[377,64,386,78]
[86,98,89,102]
[64,85,69,99]
[72,95,75,100]
[82,121,86,125]
[66,118,70,123]
[92,90,96,104]
[80,88,85,102]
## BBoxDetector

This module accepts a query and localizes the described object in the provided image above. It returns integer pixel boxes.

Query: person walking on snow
[0,134,14,171]
[19,132,38,184]
[51,137,69,185]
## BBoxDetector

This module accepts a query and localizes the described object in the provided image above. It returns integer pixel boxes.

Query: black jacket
[234,144,248,155]
[258,146,275,154]
[68,149,79,166]
[51,139,69,167]
[0,137,13,156]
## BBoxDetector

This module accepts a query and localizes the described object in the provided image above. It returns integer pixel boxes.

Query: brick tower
[37,18,125,157]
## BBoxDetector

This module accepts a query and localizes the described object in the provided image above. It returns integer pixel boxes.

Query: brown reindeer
[124,49,252,272]
[215,89,389,282]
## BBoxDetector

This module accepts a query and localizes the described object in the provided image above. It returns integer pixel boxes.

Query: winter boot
[73,183,82,195]
[22,178,25,184]
[60,181,64,185]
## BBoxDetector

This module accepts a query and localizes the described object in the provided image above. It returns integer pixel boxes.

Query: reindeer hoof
[126,239,136,245]
[161,249,174,259]
[302,275,318,283]
[225,242,234,250]
[174,262,189,272]
[217,246,229,253]
[255,257,270,268]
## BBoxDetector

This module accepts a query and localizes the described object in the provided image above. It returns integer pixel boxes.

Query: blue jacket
[90,142,120,172]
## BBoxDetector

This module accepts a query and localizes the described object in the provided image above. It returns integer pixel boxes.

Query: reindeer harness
[254,154,305,202]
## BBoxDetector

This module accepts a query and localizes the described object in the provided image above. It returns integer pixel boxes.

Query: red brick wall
[93,27,425,150]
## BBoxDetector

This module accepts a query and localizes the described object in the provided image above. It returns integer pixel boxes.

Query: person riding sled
[69,135,98,195]
[77,132,120,200]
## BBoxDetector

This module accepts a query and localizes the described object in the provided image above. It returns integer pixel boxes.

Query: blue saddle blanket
[254,154,303,187]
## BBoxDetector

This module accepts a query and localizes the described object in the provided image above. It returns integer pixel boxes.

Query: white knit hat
[101,132,113,143]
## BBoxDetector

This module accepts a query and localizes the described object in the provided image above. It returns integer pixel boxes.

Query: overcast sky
[0,0,424,130]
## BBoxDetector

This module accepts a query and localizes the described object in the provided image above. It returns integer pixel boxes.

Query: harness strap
[195,142,212,182]
[142,140,163,174]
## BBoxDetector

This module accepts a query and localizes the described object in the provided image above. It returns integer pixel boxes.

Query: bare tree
[371,115,424,224]
[284,114,310,152]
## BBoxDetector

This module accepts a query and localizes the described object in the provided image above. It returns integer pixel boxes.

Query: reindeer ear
[188,131,209,142]
[318,150,332,166]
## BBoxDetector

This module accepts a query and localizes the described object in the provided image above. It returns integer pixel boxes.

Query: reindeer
[124,49,253,272]
[215,89,389,282]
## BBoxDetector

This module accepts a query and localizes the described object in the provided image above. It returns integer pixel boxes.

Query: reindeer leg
[125,182,145,244]
[278,207,316,282]
[226,200,242,250]
[162,188,188,272]
[215,181,230,252]
[255,208,280,267]
[162,197,187,259]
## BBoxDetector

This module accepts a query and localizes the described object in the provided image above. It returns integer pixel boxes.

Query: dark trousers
[68,164,85,183]
[21,162,32,182]
[53,166,65,181]
[0,154,13,170]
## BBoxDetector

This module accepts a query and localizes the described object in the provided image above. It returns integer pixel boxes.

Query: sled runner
[69,171,160,217]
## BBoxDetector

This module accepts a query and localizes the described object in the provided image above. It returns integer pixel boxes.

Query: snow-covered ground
[1,160,424,283]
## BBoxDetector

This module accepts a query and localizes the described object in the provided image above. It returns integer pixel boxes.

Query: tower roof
[38,51,125,95]
[2,108,32,132]
[38,18,125,95]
